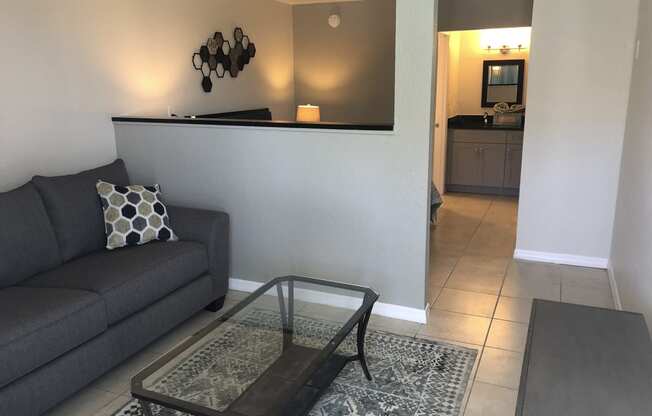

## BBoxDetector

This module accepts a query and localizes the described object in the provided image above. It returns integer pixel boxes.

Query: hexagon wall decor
[192,27,256,92]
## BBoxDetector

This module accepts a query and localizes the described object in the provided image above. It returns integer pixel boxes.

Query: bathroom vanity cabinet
[446,124,523,196]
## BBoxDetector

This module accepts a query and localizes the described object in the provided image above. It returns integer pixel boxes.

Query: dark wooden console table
[517,300,652,416]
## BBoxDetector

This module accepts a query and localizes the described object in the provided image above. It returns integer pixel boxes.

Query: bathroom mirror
[481,59,525,108]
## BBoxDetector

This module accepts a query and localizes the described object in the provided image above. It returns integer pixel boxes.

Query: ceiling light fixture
[328,13,341,28]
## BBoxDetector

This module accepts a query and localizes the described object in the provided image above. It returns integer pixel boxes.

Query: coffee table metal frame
[131,275,379,416]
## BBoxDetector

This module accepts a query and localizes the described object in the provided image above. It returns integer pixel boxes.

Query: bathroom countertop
[448,115,524,131]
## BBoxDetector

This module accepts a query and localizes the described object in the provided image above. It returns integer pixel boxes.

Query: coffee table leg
[277,284,288,328]
[139,400,154,416]
[356,310,373,381]
[277,282,294,349]
[288,280,294,337]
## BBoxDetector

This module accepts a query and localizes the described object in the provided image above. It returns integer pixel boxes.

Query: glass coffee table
[131,276,379,416]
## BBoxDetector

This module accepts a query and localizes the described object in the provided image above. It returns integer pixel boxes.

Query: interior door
[432,33,449,193]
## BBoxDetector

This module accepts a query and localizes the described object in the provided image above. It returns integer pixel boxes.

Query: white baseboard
[513,249,608,269]
[606,261,623,310]
[229,278,427,324]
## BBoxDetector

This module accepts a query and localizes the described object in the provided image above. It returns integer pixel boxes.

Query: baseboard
[229,278,427,324]
[513,249,608,269]
[606,261,623,310]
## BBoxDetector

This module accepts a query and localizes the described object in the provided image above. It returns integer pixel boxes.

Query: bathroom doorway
[427,26,531,308]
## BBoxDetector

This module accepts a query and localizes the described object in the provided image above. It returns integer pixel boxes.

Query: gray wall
[516,0,638,263]
[292,0,395,124]
[438,0,533,31]
[0,0,295,192]
[115,0,438,310]
[610,0,652,330]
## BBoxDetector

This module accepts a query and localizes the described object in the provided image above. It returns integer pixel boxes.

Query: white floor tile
[476,347,524,389]
[464,382,518,416]
[562,284,614,309]
[494,296,533,324]
[434,288,498,317]
[557,265,611,290]
[419,309,491,345]
[486,319,529,353]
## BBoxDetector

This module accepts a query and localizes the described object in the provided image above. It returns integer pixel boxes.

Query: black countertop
[111,116,393,131]
[448,115,524,131]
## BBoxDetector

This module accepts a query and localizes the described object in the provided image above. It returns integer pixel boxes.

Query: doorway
[428,27,531,308]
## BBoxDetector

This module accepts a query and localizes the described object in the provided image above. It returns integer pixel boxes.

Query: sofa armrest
[167,205,230,298]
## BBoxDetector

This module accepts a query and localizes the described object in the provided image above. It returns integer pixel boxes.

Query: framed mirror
[481,59,525,108]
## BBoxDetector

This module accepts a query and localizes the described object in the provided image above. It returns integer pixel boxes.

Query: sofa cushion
[0,183,62,288]
[21,242,208,325]
[0,287,107,388]
[32,159,130,262]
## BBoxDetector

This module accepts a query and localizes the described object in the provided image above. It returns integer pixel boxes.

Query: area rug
[113,309,477,416]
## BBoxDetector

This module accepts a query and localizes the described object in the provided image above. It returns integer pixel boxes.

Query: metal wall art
[192,27,257,92]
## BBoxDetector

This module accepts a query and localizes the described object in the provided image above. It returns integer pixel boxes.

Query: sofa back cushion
[0,183,62,287]
[32,159,131,262]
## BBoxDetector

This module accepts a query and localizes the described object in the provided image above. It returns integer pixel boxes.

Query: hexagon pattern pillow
[96,181,178,250]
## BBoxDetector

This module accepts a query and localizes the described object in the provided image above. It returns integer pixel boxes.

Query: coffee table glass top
[132,276,378,416]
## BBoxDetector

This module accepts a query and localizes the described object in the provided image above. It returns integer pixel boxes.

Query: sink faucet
[483,112,489,125]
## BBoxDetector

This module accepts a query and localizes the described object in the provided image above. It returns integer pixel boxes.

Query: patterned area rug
[114,309,477,416]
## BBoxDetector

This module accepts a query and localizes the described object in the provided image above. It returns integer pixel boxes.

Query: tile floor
[426,193,615,416]
[44,193,615,416]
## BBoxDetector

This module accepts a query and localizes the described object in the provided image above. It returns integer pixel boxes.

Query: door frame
[433,33,449,193]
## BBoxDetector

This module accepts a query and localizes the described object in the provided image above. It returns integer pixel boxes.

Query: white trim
[229,278,427,324]
[513,249,608,269]
[229,278,263,293]
[606,261,623,310]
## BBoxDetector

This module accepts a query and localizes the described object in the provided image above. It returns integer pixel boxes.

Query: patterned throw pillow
[96,181,178,250]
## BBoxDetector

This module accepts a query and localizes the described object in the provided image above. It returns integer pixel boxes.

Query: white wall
[439,0,533,32]
[0,0,295,191]
[115,1,438,311]
[292,0,395,124]
[515,0,638,265]
[610,0,652,328]
[446,32,462,117]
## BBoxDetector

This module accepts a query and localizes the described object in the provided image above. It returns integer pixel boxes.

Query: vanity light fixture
[480,27,531,55]
[486,44,526,54]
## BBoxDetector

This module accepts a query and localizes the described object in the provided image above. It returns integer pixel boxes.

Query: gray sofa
[0,159,229,415]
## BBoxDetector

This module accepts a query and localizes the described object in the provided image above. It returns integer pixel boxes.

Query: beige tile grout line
[458,197,519,415]
[426,195,520,414]
[427,195,495,413]
[430,195,495,306]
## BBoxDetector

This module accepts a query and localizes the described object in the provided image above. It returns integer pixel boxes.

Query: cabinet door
[504,144,523,189]
[480,144,507,187]
[449,143,483,186]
